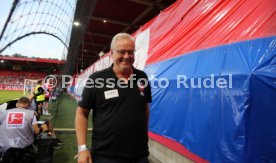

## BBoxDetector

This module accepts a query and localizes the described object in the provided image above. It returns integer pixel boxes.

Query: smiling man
[75,33,152,163]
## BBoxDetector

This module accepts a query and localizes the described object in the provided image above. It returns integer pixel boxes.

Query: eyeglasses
[113,49,135,56]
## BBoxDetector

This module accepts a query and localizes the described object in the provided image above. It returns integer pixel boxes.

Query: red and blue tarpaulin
[72,0,276,162]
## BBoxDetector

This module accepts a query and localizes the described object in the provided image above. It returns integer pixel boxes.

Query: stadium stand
[0,70,47,90]
[0,55,64,91]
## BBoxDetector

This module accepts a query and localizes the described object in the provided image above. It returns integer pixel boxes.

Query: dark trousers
[0,146,35,163]
[1,148,25,163]
[92,155,149,163]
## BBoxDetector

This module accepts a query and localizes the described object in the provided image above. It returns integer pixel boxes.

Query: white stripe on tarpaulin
[134,28,150,70]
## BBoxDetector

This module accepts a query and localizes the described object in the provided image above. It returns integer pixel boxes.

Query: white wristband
[78,144,88,153]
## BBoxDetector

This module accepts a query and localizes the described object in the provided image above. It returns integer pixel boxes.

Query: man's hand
[75,106,91,163]
[77,150,92,163]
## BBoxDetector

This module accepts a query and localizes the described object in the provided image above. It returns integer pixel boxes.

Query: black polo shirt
[78,65,152,158]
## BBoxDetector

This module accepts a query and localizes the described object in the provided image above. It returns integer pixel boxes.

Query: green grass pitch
[0,90,24,103]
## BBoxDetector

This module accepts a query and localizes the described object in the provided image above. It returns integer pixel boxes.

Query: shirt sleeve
[78,75,97,110]
[144,73,152,103]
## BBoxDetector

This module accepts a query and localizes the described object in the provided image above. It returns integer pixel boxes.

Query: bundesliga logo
[7,112,25,128]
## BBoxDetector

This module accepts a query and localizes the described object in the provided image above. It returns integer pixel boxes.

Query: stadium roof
[0,55,64,73]
[64,0,176,75]
[0,56,65,64]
